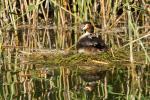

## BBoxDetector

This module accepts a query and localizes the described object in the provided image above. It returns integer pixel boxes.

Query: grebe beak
[81,24,88,33]
[82,24,88,31]
[80,25,86,32]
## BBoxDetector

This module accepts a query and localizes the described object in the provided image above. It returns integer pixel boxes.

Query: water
[0,28,149,100]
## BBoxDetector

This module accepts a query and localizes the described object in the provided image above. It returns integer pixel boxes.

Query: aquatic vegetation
[0,0,149,99]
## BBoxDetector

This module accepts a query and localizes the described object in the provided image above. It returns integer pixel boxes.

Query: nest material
[20,49,147,71]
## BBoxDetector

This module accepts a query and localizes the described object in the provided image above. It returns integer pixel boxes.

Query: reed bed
[0,0,150,99]
[0,0,149,59]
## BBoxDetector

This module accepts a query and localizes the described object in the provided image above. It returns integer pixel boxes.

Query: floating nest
[19,49,132,70]
[19,48,148,70]
[19,49,148,82]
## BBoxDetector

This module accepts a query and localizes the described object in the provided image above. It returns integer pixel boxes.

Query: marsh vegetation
[0,0,150,99]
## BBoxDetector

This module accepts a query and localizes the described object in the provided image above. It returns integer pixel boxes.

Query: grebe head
[82,22,94,33]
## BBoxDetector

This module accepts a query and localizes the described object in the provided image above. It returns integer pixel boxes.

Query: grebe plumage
[76,22,107,54]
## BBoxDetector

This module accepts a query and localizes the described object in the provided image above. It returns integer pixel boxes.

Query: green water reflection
[0,61,149,100]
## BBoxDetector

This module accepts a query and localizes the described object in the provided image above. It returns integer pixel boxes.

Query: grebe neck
[79,32,91,39]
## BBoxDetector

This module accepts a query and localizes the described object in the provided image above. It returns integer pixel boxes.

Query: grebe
[76,22,107,54]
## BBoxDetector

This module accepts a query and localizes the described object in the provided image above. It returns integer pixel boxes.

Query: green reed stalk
[73,0,78,46]
[58,67,63,100]
[18,0,25,24]
[32,0,38,27]
[101,83,105,97]
[100,0,106,28]
[132,25,150,63]
[0,31,2,60]
[8,0,17,30]
[126,0,133,63]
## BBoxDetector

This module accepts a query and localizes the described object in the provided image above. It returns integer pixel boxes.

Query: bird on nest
[76,22,108,54]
